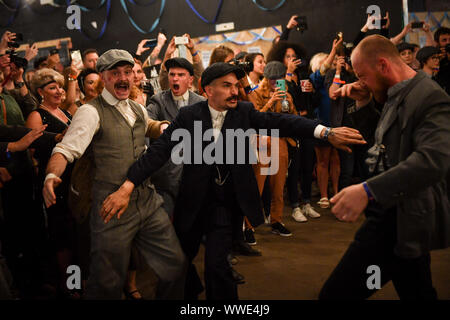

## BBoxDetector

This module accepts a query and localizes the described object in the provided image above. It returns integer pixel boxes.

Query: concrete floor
[138,202,450,300]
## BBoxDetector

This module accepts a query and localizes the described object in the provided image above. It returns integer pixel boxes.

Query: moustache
[226,95,238,101]
[114,81,130,89]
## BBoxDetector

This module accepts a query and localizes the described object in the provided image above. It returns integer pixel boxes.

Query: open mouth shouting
[114,81,130,98]
[172,83,180,93]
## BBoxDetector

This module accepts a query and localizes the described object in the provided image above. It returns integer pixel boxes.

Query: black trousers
[176,205,238,300]
[319,204,437,300]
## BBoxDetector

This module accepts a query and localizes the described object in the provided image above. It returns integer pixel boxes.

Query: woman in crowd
[245,53,266,87]
[26,68,76,298]
[245,61,297,239]
[309,39,342,208]
[266,41,321,222]
[130,58,151,106]
[77,68,102,104]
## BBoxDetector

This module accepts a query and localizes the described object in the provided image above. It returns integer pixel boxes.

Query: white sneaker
[302,203,321,218]
[292,207,308,222]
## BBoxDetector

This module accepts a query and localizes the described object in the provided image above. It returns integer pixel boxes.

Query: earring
[41,96,44,103]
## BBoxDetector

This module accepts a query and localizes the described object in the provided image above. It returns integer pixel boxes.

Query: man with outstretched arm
[101,62,366,300]
[42,49,186,300]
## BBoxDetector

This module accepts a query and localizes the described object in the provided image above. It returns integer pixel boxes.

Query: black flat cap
[201,62,245,89]
[396,42,415,53]
[416,46,440,64]
[164,57,194,75]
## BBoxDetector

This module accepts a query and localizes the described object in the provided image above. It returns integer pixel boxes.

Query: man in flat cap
[42,49,186,299]
[146,57,205,217]
[101,62,366,300]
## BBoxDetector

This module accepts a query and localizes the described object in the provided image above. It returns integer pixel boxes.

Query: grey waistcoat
[89,95,146,186]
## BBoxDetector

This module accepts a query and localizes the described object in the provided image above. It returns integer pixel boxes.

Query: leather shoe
[233,241,262,256]
[231,267,245,285]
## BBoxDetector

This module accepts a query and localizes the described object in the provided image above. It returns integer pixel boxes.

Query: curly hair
[30,68,64,97]
[209,45,234,65]
[266,41,309,76]
[266,41,307,63]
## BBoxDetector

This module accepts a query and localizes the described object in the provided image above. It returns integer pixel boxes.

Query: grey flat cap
[96,49,135,72]
[264,61,286,80]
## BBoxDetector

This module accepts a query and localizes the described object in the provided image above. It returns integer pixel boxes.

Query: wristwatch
[15,81,25,89]
[322,127,334,141]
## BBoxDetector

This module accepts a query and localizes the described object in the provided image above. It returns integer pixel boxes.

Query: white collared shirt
[52,88,151,163]
[171,90,190,109]
[208,105,228,143]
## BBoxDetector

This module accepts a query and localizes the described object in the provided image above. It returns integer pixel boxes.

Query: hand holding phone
[144,39,158,48]
[276,79,287,97]
[174,36,188,46]
[411,21,424,29]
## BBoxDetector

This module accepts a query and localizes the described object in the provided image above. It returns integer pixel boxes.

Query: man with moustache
[42,49,186,300]
[146,57,205,217]
[100,62,366,300]
[320,35,450,300]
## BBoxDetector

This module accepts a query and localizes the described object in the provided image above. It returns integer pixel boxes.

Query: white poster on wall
[247,46,262,53]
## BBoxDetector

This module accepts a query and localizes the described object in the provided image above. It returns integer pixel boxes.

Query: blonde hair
[309,52,328,73]
[31,68,64,96]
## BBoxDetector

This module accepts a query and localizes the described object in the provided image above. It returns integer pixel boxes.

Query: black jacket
[366,72,450,258]
[127,100,319,232]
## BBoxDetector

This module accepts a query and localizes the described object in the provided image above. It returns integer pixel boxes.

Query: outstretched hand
[326,127,366,153]
[8,125,47,152]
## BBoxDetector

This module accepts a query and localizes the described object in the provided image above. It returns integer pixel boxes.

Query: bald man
[322,35,450,300]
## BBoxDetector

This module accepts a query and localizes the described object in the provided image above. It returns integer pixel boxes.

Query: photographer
[266,41,320,222]
[245,61,297,239]
[354,12,390,46]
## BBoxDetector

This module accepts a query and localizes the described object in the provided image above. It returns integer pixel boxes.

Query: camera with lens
[6,33,28,70]
[230,58,253,74]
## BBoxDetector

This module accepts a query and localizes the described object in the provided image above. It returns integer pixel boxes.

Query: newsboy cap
[96,49,135,72]
[201,62,245,89]
[416,46,440,64]
[165,57,194,76]
[263,61,286,80]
